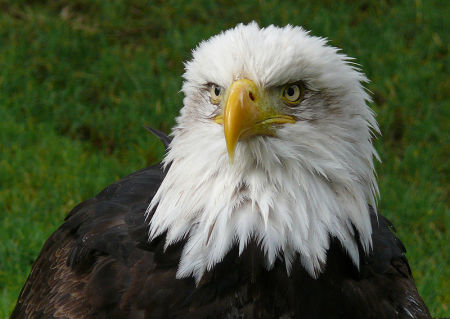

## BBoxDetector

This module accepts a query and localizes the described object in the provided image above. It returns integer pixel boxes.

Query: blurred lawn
[0,0,448,317]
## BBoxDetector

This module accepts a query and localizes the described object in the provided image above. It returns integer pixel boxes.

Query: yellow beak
[214,79,296,162]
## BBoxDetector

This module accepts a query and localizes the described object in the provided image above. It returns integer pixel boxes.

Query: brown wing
[11,223,92,318]
[11,164,195,318]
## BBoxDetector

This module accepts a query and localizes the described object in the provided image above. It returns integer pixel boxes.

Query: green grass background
[0,0,448,317]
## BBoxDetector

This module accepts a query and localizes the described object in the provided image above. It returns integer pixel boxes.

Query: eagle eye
[210,84,223,105]
[281,83,304,105]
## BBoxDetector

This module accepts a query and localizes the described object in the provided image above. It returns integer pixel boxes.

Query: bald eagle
[12,23,431,319]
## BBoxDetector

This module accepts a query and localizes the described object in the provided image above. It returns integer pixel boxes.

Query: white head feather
[147,22,379,282]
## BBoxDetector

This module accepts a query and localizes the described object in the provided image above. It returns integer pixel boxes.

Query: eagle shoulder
[11,164,194,318]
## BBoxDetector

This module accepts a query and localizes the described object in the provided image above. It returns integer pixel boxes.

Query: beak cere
[215,79,296,162]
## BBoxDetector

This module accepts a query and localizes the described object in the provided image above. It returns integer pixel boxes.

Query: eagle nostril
[249,91,255,101]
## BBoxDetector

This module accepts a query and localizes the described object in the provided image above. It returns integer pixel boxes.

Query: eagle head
[147,22,379,282]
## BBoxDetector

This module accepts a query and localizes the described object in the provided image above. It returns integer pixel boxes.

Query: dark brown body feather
[11,160,431,318]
